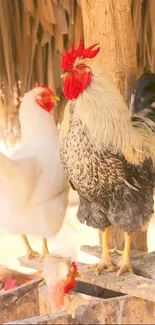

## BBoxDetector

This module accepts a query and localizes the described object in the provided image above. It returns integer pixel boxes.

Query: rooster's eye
[77,64,84,70]
[41,93,46,97]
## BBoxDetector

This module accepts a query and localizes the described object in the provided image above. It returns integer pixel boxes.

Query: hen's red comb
[33,83,46,89]
[61,38,100,71]
[32,83,54,95]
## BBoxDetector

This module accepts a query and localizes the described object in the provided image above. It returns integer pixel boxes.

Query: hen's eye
[41,93,47,97]
[77,64,83,70]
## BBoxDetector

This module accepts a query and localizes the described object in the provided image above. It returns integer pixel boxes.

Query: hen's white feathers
[0,88,69,237]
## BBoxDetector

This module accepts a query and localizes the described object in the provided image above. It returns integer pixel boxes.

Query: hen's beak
[51,95,60,101]
[61,72,70,79]
[75,271,81,278]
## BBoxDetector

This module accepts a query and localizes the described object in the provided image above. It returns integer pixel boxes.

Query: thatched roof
[0,0,154,147]
[0,0,83,147]
[131,0,155,75]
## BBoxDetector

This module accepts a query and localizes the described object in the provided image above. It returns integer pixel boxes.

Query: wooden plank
[0,278,44,323]
[5,312,73,324]
[0,277,43,311]
[73,295,155,325]
[5,294,155,324]
[81,245,155,279]
[18,248,155,304]
[18,256,44,271]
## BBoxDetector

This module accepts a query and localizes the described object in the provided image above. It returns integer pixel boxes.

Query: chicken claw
[95,255,118,275]
[117,258,132,277]
[83,254,117,275]
[83,228,117,275]
[117,232,132,276]
[22,234,40,259]
[116,248,123,255]
[27,250,40,260]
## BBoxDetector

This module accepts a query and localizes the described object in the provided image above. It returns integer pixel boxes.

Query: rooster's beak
[61,72,70,79]
[51,95,60,101]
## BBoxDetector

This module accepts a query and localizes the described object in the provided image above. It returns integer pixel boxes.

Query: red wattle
[64,278,76,294]
[37,100,54,112]
[64,71,91,100]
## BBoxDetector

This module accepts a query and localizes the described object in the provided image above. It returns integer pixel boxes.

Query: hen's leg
[38,238,49,261]
[22,234,40,259]
[117,232,132,277]
[41,237,49,259]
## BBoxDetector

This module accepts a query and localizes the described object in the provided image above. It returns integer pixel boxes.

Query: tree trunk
[81,0,147,251]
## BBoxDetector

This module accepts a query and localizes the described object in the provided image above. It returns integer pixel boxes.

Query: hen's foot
[27,250,40,260]
[38,237,49,261]
[117,258,132,277]
[38,251,49,262]
[22,234,40,260]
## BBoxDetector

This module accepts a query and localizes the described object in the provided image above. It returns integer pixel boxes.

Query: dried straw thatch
[0,0,154,147]
[0,0,83,148]
[131,0,155,75]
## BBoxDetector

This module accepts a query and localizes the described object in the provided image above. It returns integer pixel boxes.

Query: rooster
[129,72,155,120]
[0,84,69,259]
[59,39,155,276]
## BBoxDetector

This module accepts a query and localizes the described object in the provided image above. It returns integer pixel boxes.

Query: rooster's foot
[95,255,118,275]
[83,254,117,275]
[117,258,132,277]
[116,248,123,255]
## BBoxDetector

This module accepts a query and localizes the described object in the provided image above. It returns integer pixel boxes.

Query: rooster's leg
[22,234,40,259]
[117,232,132,277]
[38,238,49,261]
[95,227,117,275]
[83,227,117,275]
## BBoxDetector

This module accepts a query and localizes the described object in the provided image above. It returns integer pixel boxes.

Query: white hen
[0,84,69,258]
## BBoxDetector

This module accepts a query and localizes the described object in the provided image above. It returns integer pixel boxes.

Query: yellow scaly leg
[95,227,117,275]
[22,234,40,259]
[38,237,49,261]
[117,232,132,277]
[83,227,117,275]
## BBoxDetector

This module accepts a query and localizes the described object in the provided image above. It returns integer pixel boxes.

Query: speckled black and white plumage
[60,103,155,234]
[60,64,155,236]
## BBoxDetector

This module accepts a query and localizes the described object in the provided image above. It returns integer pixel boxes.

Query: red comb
[33,83,47,89]
[32,83,54,95]
[4,278,16,291]
[72,261,78,273]
[61,38,100,71]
